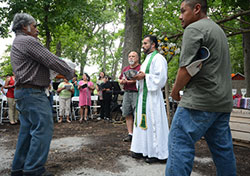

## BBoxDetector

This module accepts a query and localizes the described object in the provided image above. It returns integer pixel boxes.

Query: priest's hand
[132,71,145,80]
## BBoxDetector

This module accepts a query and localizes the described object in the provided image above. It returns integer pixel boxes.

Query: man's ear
[151,42,156,49]
[194,3,201,15]
[22,25,27,31]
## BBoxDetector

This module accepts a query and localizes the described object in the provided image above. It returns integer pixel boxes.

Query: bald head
[128,51,139,67]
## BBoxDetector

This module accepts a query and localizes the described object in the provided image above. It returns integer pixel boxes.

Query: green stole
[135,50,158,130]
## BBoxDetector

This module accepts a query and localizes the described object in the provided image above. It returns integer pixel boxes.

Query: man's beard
[143,45,152,54]
[129,60,135,65]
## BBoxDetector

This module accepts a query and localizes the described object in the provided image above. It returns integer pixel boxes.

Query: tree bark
[165,79,172,127]
[80,46,90,75]
[56,41,62,57]
[44,5,51,50]
[243,32,250,97]
[122,0,143,68]
[243,11,250,97]
[103,24,107,73]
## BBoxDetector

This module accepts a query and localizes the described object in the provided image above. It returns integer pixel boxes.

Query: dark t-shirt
[179,18,233,113]
[119,64,141,91]
[102,81,112,98]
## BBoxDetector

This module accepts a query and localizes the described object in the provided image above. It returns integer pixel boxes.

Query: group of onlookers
[56,72,113,123]
[0,71,113,125]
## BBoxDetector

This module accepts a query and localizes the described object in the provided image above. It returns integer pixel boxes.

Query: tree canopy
[0,0,249,90]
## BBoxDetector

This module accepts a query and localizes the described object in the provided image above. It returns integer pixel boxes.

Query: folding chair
[90,95,101,119]
[0,95,9,123]
[71,96,80,120]
[53,94,60,122]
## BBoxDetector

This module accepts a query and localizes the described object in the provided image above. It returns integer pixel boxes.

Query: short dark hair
[183,0,207,14]
[144,35,159,49]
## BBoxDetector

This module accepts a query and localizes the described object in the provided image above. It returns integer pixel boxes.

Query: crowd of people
[52,71,114,124]
[0,0,237,175]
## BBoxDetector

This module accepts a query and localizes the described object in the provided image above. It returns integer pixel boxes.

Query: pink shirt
[78,81,94,106]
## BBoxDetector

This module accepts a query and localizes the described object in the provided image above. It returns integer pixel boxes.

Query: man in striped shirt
[10,13,74,176]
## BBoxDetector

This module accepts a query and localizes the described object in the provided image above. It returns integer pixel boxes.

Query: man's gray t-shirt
[179,18,233,113]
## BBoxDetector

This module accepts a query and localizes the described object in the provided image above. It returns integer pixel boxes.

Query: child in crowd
[100,76,112,121]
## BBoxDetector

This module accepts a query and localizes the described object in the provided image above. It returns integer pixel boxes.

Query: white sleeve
[145,54,168,91]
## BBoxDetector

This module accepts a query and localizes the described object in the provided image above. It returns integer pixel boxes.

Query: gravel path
[0,135,204,176]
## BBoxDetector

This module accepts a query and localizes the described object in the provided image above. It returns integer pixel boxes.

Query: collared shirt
[11,32,74,87]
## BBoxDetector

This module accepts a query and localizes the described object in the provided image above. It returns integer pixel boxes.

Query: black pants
[100,93,112,119]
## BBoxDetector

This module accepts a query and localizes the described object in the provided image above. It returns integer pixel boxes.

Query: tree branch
[237,18,250,26]
[167,9,250,40]
[216,9,250,24]
[227,30,250,37]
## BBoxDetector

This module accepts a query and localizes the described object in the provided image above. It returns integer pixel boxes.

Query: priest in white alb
[131,35,169,163]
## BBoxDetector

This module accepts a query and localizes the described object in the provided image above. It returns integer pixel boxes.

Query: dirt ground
[0,118,250,176]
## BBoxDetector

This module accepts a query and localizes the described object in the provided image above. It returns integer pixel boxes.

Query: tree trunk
[103,24,107,73]
[165,79,172,127]
[80,46,90,75]
[243,32,250,97]
[112,40,123,80]
[44,5,51,50]
[122,0,143,68]
[56,41,61,57]
[242,10,250,97]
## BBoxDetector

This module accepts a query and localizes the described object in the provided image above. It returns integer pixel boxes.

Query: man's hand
[119,79,127,85]
[132,71,145,80]
[170,67,192,101]
[170,90,181,101]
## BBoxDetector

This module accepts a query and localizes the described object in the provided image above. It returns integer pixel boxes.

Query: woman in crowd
[57,78,74,123]
[4,73,18,125]
[96,71,105,99]
[78,73,94,123]
[69,74,79,97]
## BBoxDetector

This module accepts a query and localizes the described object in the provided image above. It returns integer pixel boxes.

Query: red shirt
[6,76,15,98]
[119,64,141,91]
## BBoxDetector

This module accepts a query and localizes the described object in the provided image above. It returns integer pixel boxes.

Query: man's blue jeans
[11,88,54,176]
[165,107,236,176]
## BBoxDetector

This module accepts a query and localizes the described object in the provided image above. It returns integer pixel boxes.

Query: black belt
[16,84,45,90]
[124,90,138,93]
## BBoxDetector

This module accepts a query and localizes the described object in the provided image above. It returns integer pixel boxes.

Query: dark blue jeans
[11,88,54,176]
[166,107,236,176]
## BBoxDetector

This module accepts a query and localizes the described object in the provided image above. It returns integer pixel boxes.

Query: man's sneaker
[123,134,132,142]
